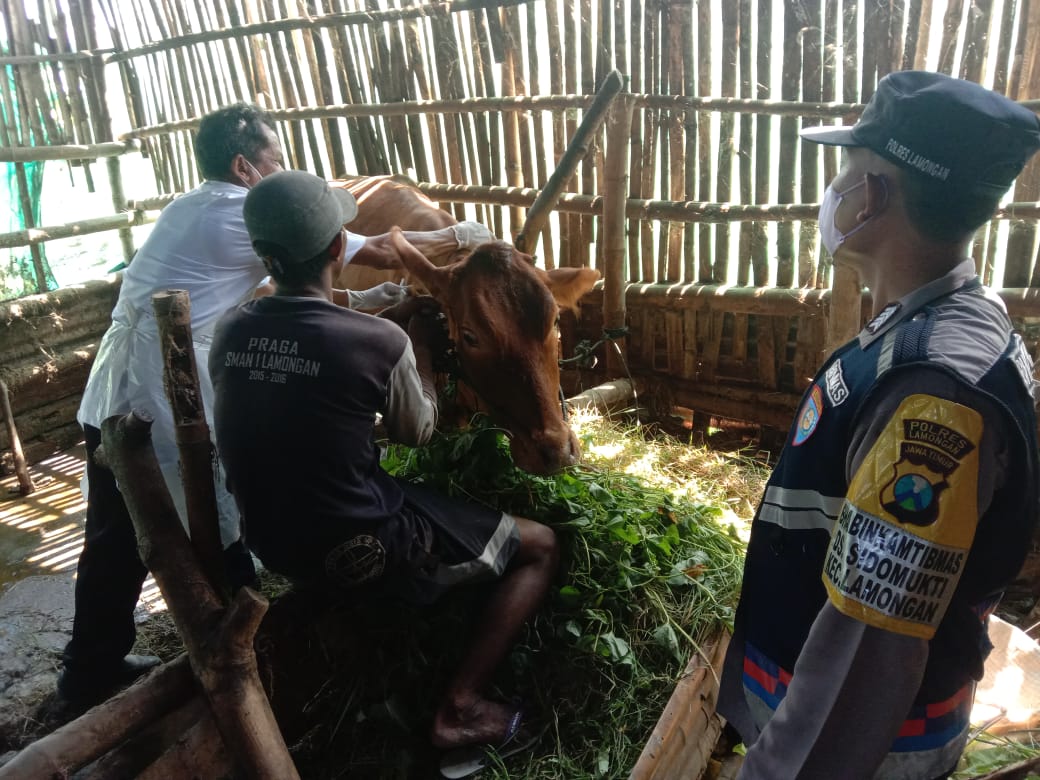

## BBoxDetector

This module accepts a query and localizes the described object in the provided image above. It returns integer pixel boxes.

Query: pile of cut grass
[314,410,755,778]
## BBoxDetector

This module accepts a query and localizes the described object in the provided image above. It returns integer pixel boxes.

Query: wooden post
[603,92,634,378]
[100,410,300,780]
[0,379,35,495]
[825,264,864,355]
[151,289,226,596]
[514,69,624,256]
[0,655,196,778]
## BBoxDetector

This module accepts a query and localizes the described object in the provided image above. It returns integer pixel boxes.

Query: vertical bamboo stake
[546,0,565,256]
[627,0,644,280]
[403,17,446,185]
[716,0,738,284]
[960,0,992,81]
[472,8,501,233]
[798,0,821,288]
[750,0,771,286]
[640,0,658,281]
[913,0,934,70]
[1009,3,1040,286]
[992,0,1019,95]
[573,0,593,270]
[694,0,710,282]
[936,0,965,74]
[499,9,524,237]
[152,290,227,597]
[603,93,633,378]
[737,0,753,286]
[775,1,800,288]
[902,0,924,69]
[0,379,35,496]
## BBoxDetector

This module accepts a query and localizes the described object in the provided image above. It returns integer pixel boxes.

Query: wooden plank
[630,633,731,780]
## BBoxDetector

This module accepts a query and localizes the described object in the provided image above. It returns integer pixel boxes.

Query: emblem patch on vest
[866,302,901,335]
[792,385,824,446]
[824,360,849,407]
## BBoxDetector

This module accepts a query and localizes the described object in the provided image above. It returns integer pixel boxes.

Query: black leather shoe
[57,654,162,704]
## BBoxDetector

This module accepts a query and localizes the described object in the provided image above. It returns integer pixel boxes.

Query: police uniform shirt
[719,258,1040,780]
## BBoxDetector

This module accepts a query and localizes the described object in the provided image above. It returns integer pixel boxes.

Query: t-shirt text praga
[823,502,963,634]
[222,337,321,378]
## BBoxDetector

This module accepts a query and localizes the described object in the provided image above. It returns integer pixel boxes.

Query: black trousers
[62,424,149,672]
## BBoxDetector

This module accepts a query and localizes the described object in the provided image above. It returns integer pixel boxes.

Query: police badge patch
[792,385,824,446]
[879,418,975,526]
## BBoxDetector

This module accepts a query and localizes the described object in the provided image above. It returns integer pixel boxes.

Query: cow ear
[542,267,600,312]
[389,228,451,296]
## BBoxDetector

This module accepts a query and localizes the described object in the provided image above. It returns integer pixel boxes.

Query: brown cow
[385,228,600,475]
[331,175,599,475]
[332,174,468,292]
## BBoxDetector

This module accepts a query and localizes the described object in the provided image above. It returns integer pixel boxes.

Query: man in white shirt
[60,103,494,704]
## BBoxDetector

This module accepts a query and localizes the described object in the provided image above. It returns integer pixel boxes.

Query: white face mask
[241,158,262,188]
[818,179,872,256]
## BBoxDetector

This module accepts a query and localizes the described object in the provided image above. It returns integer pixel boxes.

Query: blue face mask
[818,178,875,256]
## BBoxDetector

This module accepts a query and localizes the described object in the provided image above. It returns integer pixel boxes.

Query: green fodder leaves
[379,413,746,778]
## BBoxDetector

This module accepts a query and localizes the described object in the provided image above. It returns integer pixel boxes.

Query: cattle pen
[2,0,1040,778]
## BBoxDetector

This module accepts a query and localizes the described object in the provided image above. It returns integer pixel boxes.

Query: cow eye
[460,329,478,348]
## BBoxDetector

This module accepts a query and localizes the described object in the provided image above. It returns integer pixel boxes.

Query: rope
[559,326,630,368]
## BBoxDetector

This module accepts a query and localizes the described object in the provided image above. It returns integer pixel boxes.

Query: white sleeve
[344,231,367,263]
[383,340,438,447]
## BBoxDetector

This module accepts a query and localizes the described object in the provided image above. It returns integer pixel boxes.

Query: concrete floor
[0,446,165,748]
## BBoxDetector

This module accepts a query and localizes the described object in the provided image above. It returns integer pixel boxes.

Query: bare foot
[431,697,519,750]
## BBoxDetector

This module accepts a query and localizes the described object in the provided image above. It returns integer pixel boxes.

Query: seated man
[209,170,560,750]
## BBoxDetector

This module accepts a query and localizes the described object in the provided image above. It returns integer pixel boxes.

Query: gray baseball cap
[244,170,358,263]
[801,71,1040,195]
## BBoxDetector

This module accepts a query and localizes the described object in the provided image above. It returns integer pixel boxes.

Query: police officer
[718,71,1040,779]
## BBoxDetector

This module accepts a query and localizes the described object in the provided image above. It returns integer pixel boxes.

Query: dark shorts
[321,480,520,604]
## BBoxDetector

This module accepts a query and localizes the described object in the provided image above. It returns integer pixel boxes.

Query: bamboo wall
[3,0,1040,465]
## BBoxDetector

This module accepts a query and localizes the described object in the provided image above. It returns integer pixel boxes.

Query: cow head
[389,229,600,475]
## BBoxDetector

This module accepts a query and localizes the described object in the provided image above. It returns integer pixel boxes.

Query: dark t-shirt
[209,295,435,574]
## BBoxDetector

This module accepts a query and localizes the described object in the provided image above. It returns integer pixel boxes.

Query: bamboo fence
[3,0,1040,456]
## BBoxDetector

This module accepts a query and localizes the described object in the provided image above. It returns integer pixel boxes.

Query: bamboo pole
[498,8,524,234]
[602,93,634,377]
[105,0,531,65]
[798,0,821,288]
[0,379,34,495]
[639,0,658,281]
[750,0,771,287]
[0,210,159,250]
[514,70,624,256]
[716,0,738,283]
[1009,2,1040,287]
[470,8,500,231]
[680,1,697,282]
[736,0,753,286]
[913,0,934,70]
[627,0,644,280]
[0,139,140,161]
[775,0,800,288]
[992,0,1019,95]
[937,0,965,74]
[151,290,227,596]
[578,0,595,271]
